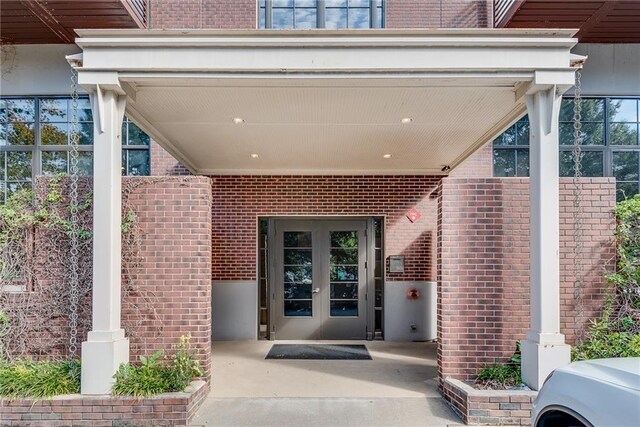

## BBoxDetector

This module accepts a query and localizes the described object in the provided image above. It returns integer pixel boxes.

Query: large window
[259,0,384,29]
[0,96,150,202]
[493,97,640,201]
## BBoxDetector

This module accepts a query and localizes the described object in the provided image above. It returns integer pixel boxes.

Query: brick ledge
[0,380,209,427]
[442,378,537,426]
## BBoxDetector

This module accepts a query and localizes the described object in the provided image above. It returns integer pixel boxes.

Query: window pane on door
[330,301,358,317]
[283,231,313,317]
[284,231,312,248]
[330,230,358,317]
[284,300,312,317]
[284,249,311,265]
[330,283,357,299]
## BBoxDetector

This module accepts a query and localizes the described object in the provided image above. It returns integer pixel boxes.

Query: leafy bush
[0,359,80,398]
[475,342,523,389]
[573,195,640,361]
[112,335,202,397]
[112,350,170,397]
[573,316,640,360]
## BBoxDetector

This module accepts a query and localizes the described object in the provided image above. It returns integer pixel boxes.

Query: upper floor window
[493,96,640,201]
[0,96,151,203]
[259,0,384,29]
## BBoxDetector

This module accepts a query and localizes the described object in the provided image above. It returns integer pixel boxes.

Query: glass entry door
[272,219,368,340]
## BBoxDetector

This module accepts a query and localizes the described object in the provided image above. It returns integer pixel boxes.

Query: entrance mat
[265,344,372,360]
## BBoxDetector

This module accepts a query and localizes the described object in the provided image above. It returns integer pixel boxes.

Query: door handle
[312,288,320,294]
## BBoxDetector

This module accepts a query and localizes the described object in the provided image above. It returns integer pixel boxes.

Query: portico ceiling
[73,29,579,175]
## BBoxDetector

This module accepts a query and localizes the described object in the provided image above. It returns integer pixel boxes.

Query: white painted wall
[384,281,437,341]
[212,281,258,341]
[1,44,83,96]
[571,44,640,96]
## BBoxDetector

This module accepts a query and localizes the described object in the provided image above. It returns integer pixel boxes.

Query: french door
[272,219,369,340]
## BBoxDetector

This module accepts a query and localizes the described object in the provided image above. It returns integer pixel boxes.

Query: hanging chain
[68,70,81,357]
[572,69,586,341]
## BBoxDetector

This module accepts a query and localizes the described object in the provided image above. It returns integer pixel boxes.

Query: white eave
[72,29,580,175]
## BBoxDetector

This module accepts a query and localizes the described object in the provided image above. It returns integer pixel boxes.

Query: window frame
[493,95,640,199]
[0,95,151,201]
[259,0,385,29]
[121,116,152,176]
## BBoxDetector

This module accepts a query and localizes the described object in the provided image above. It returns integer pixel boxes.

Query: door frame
[266,216,377,340]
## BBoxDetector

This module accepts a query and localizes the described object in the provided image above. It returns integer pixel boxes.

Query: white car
[533,358,640,427]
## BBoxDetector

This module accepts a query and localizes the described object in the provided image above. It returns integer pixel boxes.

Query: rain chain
[572,69,586,341]
[68,70,81,357]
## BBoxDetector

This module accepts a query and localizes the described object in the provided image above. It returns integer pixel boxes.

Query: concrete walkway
[191,341,463,426]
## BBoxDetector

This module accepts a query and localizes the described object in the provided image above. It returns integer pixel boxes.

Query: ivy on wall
[0,176,164,360]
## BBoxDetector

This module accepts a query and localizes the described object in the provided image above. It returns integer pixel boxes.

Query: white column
[81,85,129,395]
[522,85,571,391]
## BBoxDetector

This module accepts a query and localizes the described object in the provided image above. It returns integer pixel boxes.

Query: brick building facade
[1,0,637,425]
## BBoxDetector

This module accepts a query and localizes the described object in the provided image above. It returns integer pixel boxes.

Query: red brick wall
[386,0,492,29]
[210,175,443,281]
[124,177,212,376]
[150,0,256,29]
[0,380,209,427]
[150,0,491,30]
[450,143,493,178]
[151,141,192,176]
[16,177,212,377]
[437,177,616,381]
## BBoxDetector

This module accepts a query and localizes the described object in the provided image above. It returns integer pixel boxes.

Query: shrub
[573,316,640,360]
[0,359,80,399]
[112,335,202,397]
[573,195,640,361]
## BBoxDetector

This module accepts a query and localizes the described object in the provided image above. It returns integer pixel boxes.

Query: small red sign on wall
[406,208,421,223]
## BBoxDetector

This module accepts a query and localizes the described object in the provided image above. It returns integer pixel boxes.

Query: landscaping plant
[112,335,202,397]
[0,359,80,399]
[573,194,640,360]
[475,342,523,389]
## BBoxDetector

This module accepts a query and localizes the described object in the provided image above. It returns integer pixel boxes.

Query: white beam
[74,29,578,76]
[81,85,129,395]
[522,85,571,391]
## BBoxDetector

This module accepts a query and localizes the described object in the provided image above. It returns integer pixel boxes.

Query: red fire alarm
[406,208,421,223]
[406,287,420,300]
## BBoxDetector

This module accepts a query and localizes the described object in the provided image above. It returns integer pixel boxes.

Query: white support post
[522,85,571,391]
[81,85,129,395]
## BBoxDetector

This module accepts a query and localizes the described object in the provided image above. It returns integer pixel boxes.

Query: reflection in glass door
[329,231,359,317]
[283,231,313,317]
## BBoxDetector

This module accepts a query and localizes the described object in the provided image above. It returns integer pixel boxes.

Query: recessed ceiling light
[232,117,245,124]
[250,153,259,159]
[383,154,392,159]
[401,117,413,124]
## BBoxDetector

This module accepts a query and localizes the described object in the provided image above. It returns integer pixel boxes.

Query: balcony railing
[122,0,150,29]
[494,0,521,27]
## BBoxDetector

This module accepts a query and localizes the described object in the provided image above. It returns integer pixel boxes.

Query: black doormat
[265,344,372,360]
